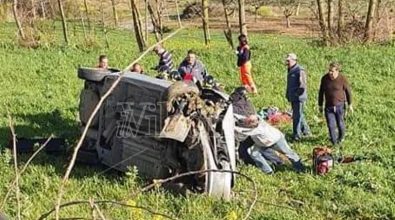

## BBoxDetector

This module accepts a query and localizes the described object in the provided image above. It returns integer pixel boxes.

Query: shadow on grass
[0,109,127,180]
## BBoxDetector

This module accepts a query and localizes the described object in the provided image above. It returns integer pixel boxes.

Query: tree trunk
[295,2,300,16]
[12,0,25,39]
[373,0,381,40]
[31,0,36,20]
[238,0,247,35]
[57,0,69,44]
[147,0,161,42]
[49,0,55,19]
[286,15,291,28]
[100,0,109,48]
[222,0,234,48]
[283,9,293,28]
[83,0,91,31]
[40,1,46,19]
[175,0,182,27]
[156,0,163,38]
[316,0,329,45]
[145,0,148,42]
[364,0,377,42]
[388,9,393,41]
[79,10,88,41]
[337,0,343,40]
[327,0,333,39]
[134,0,145,45]
[131,0,145,51]
[111,0,119,27]
[254,6,258,22]
[202,0,210,45]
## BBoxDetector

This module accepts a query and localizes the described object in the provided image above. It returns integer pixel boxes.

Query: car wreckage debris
[77,68,236,199]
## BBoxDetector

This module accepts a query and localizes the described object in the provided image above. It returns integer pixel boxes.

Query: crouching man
[234,114,305,174]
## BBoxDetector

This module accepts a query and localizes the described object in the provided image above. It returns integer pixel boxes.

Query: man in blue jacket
[285,53,311,141]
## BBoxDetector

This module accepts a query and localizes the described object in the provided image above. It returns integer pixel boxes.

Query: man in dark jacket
[318,62,353,145]
[178,50,207,84]
[285,53,311,141]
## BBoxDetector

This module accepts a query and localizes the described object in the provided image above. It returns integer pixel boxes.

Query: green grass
[0,22,394,219]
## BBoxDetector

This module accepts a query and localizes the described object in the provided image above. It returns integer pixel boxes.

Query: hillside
[0,23,394,219]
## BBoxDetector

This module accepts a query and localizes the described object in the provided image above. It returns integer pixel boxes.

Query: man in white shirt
[235,114,305,174]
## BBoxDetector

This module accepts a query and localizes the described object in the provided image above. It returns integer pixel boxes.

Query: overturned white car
[77,68,236,199]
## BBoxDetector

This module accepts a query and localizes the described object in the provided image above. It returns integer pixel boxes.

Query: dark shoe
[292,160,305,173]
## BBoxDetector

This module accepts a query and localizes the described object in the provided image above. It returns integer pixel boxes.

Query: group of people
[95,34,353,175]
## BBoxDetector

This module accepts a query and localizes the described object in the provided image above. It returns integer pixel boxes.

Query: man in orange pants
[237,34,257,94]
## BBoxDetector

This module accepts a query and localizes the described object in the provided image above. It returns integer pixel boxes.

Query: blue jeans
[239,137,283,166]
[291,101,310,139]
[249,137,301,174]
[325,103,346,145]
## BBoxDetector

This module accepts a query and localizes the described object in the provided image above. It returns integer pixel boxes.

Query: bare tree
[295,2,301,15]
[202,0,210,45]
[175,0,182,27]
[131,0,146,51]
[222,0,234,48]
[40,1,46,19]
[365,0,377,42]
[337,0,344,39]
[83,0,91,31]
[145,0,148,41]
[327,0,334,39]
[100,0,109,48]
[238,0,247,35]
[31,0,36,20]
[316,0,329,45]
[283,7,294,28]
[249,0,265,22]
[147,0,162,41]
[278,0,299,28]
[79,8,88,41]
[12,0,25,39]
[57,0,69,44]
[111,0,119,26]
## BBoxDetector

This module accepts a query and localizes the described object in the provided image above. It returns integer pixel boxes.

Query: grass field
[0,22,394,219]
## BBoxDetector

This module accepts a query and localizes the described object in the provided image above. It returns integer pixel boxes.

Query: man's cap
[286,53,297,61]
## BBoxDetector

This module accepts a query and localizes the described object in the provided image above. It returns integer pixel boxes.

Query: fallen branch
[39,200,177,220]
[54,27,184,220]
[8,114,21,220]
[43,171,258,219]
[133,169,258,220]
[90,198,106,220]
[0,135,54,210]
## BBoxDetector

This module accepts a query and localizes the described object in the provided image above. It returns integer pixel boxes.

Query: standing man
[318,62,353,145]
[153,45,174,73]
[285,53,311,141]
[97,55,109,69]
[236,34,257,94]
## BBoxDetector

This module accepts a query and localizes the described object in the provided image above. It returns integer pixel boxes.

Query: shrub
[256,6,274,17]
